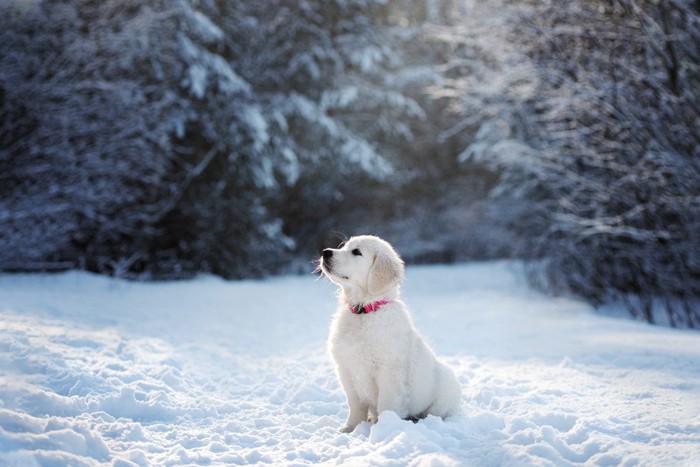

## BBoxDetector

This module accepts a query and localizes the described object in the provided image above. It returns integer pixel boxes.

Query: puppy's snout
[323,249,333,262]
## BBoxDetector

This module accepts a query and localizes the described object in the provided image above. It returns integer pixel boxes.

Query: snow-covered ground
[0,262,698,466]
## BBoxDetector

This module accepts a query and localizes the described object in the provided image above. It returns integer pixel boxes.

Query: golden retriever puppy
[320,235,461,433]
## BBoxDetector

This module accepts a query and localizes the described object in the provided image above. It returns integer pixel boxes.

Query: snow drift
[0,262,698,465]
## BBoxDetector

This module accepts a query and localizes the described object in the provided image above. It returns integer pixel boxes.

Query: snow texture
[0,262,699,465]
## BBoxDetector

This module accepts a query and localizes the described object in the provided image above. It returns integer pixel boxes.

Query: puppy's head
[320,235,404,300]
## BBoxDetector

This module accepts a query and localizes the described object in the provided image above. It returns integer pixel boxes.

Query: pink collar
[351,299,389,315]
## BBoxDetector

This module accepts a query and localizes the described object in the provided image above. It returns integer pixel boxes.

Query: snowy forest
[1,0,698,326]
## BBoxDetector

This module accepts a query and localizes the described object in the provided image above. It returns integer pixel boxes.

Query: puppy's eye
[351,248,362,256]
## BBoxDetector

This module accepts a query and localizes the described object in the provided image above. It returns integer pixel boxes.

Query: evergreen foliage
[436,0,700,326]
[1,0,697,325]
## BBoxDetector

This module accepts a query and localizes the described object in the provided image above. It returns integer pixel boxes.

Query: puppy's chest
[331,315,396,364]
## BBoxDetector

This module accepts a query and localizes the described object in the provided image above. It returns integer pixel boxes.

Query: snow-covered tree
[520,0,700,327]
[202,0,456,252]
[437,0,700,326]
[0,0,288,277]
[0,0,456,277]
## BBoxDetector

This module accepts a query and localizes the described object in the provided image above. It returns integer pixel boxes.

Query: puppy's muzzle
[322,249,333,268]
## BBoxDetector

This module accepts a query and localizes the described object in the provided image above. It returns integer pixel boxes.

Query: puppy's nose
[323,249,333,260]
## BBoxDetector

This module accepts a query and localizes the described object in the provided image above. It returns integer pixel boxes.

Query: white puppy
[320,235,461,433]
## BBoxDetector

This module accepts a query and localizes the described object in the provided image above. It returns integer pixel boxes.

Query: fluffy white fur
[320,235,461,433]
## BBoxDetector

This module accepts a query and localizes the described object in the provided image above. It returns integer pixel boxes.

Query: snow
[0,262,699,466]
[243,105,270,151]
[189,11,225,44]
[178,33,251,100]
[187,64,208,99]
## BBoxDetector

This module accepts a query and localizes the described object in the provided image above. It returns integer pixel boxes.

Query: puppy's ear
[367,251,404,296]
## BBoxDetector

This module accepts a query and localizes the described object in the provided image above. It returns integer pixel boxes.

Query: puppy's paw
[339,425,354,433]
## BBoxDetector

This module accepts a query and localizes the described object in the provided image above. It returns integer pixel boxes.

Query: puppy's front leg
[341,399,368,433]
[367,406,378,424]
[338,370,368,433]
[375,369,408,419]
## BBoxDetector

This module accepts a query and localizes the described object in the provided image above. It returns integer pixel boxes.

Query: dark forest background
[1,0,698,326]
